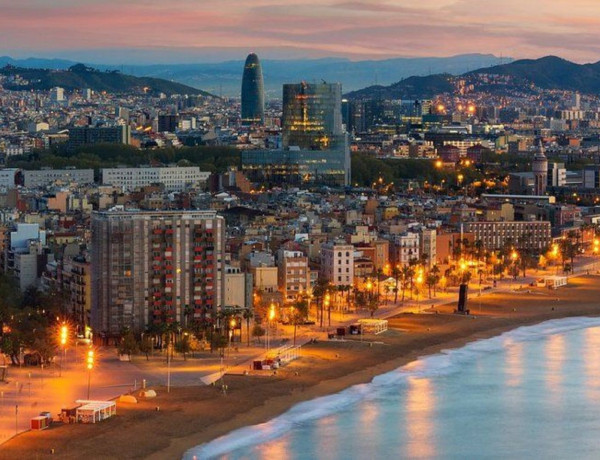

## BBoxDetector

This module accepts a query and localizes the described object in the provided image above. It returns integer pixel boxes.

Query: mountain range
[0,54,509,97]
[345,56,600,100]
[0,63,209,96]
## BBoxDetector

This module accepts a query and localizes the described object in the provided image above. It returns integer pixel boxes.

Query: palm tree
[312,277,330,328]
[391,265,401,303]
[430,264,441,296]
[290,297,309,346]
[401,266,414,302]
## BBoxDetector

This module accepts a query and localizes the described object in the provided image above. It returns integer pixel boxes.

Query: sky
[2,0,600,64]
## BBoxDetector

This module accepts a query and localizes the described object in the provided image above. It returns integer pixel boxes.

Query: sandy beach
[2,275,600,460]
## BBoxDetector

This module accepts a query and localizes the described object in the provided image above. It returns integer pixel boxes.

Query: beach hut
[544,276,567,289]
[75,400,117,424]
[358,319,388,334]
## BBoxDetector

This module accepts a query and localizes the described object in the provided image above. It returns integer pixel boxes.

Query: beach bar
[75,400,117,424]
[358,319,388,334]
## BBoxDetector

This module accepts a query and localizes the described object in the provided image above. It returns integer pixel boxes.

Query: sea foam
[184,316,600,460]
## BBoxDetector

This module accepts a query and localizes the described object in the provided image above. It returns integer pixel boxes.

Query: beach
[2,275,600,460]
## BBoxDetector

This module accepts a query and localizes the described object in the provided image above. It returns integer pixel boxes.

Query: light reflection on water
[584,328,600,402]
[215,323,600,460]
[405,377,435,459]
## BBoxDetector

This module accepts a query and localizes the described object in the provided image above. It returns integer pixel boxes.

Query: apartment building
[101,166,210,192]
[277,249,310,302]
[463,221,551,252]
[91,209,225,338]
[320,242,354,286]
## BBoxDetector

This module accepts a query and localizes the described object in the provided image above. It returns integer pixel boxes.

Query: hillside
[0,64,212,96]
[346,56,600,100]
[467,55,600,93]
[345,74,454,100]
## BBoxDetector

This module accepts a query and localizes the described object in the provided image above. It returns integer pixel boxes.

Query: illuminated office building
[243,82,350,186]
[241,53,265,125]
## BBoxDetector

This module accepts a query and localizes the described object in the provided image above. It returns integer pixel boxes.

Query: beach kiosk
[545,276,567,289]
[358,319,388,335]
[75,400,117,424]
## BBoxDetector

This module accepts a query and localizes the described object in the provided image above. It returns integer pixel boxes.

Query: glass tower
[241,53,265,125]
[242,82,350,186]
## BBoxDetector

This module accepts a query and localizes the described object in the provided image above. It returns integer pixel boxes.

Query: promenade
[0,256,596,445]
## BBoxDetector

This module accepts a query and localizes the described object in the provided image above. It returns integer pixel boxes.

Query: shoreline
[3,276,600,459]
[172,314,593,460]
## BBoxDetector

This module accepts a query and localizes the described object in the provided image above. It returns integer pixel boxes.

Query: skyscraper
[242,82,350,186]
[241,53,265,125]
[91,209,225,338]
[282,82,343,149]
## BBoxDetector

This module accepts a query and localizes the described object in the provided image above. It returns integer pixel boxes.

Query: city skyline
[2,0,600,64]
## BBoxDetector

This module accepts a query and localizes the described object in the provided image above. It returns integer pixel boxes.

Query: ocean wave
[183,316,600,460]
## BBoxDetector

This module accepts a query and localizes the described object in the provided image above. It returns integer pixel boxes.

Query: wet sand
[2,276,600,460]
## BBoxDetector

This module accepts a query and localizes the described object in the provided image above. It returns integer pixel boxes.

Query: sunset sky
[2,0,600,63]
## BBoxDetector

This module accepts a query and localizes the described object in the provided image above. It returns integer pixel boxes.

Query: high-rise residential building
[242,82,350,186]
[532,141,548,196]
[91,210,225,338]
[277,249,310,303]
[241,53,265,125]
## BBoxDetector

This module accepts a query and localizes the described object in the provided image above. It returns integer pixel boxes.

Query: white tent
[75,400,116,424]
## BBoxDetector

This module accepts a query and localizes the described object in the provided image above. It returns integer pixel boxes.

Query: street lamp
[267,304,275,352]
[551,243,559,275]
[229,318,236,348]
[415,271,424,312]
[510,250,519,289]
[86,349,94,400]
[59,324,68,377]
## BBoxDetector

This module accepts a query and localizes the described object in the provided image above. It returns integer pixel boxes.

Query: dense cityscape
[2,9,600,458]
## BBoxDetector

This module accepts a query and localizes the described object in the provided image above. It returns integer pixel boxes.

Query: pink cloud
[1,0,600,62]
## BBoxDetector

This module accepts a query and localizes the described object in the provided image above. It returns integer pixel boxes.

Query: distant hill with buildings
[0,54,508,97]
[346,56,600,100]
[466,56,600,93]
[0,64,212,96]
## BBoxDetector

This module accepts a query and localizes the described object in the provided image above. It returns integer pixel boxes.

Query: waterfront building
[91,209,225,338]
[463,221,551,252]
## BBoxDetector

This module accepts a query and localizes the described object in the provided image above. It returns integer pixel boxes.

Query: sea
[184,316,600,460]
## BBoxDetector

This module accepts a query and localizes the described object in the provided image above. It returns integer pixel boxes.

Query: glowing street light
[59,324,68,377]
[415,271,424,312]
[86,349,94,400]
[267,303,276,352]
